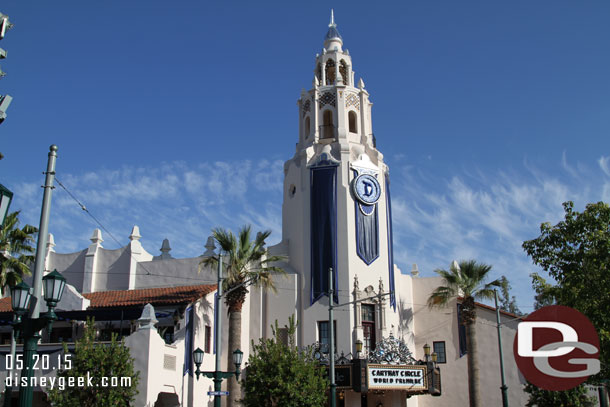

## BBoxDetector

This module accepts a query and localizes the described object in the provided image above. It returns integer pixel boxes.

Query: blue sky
[1,1,609,312]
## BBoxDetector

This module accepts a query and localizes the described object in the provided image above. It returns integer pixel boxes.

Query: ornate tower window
[322,110,334,139]
[325,59,336,85]
[348,111,358,133]
[339,60,348,85]
[316,63,322,82]
[362,304,376,353]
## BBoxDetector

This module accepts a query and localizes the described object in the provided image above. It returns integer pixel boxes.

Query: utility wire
[55,177,126,251]
[54,177,539,312]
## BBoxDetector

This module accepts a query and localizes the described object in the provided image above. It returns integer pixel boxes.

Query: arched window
[316,63,322,82]
[340,60,348,85]
[304,116,311,138]
[325,60,336,85]
[322,110,334,139]
[348,111,357,133]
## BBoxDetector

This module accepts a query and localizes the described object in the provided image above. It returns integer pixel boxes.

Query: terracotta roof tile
[0,284,217,312]
[84,284,217,309]
[0,297,11,313]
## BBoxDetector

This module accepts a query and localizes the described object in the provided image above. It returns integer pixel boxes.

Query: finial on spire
[329,9,336,27]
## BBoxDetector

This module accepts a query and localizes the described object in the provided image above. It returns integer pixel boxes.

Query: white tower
[279,11,401,359]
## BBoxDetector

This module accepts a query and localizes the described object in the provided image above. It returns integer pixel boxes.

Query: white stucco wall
[412,277,528,407]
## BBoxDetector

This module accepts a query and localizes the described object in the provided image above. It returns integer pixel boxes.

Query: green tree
[498,275,522,315]
[0,211,37,293]
[530,272,557,310]
[200,225,285,406]
[241,316,328,407]
[522,272,597,406]
[523,381,596,407]
[427,260,502,407]
[48,318,139,407]
[523,201,610,379]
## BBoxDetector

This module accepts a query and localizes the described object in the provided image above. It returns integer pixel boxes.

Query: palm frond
[0,211,37,293]
[428,259,497,313]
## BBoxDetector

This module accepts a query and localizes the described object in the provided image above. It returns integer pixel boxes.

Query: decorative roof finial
[330,9,336,27]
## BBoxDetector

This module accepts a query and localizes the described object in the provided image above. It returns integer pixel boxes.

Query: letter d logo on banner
[513,305,600,391]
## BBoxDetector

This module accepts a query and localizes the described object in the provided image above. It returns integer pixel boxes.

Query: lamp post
[10,145,62,407]
[423,343,431,362]
[12,270,66,407]
[494,289,509,407]
[0,183,13,228]
[193,347,243,406]
[328,267,336,407]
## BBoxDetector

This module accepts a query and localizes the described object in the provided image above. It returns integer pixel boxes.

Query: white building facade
[0,12,542,407]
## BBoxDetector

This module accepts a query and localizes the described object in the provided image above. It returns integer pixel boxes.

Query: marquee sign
[367,364,427,391]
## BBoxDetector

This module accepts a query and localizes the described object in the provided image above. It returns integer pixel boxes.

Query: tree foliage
[523,381,596,407]
[0,211,37,293]
[524,271,597,406]
[427,260,502,324]
[241,316,328,407]
[498,275,522,315]
[48,318,139,407]
[200,225,286,312]
[523,201,610,378]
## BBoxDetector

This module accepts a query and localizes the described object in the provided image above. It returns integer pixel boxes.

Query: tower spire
[324,9,343,51]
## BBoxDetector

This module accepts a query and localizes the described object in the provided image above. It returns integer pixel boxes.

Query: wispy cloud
[599,156,610,177]
[10,154,608,310]
[11,159,283,257]
[388,154,609,310]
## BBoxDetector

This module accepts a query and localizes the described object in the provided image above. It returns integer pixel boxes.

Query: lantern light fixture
[10,281,31,314]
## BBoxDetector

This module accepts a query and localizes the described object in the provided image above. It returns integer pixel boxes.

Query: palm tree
[200,225,285,407]
[427,260,501,407]
[0,211,37,293]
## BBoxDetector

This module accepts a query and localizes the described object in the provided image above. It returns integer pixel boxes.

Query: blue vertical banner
[310,164,338,305]
[183,305,194,375]
[385,174,396,311]
[355,170,380,265]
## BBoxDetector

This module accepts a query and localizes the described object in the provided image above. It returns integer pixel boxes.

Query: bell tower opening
[348,111,358,134]
[325,59,336,85]
[322,110,334,139]
[339,59,348,85]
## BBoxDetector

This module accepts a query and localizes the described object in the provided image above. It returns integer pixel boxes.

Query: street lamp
[193,347,204,367]
[232,348,243,375]
[423,343,431,362]
[355,339,363,358]
[193,347,244,403]
[0,183,13,228]
[10,282,31,315]
[14,270,66,407]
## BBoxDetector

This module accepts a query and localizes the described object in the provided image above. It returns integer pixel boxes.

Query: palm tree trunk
[227,309,242,407]
[466,321,481,407]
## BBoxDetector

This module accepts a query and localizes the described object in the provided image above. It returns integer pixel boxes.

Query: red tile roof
[84,284,217,309]
[0,297,10,312]
[0,284,217,312]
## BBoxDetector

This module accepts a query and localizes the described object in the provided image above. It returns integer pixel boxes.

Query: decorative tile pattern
[302,99,311,117]
[346,93,360,109]
[320,91,336,108]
